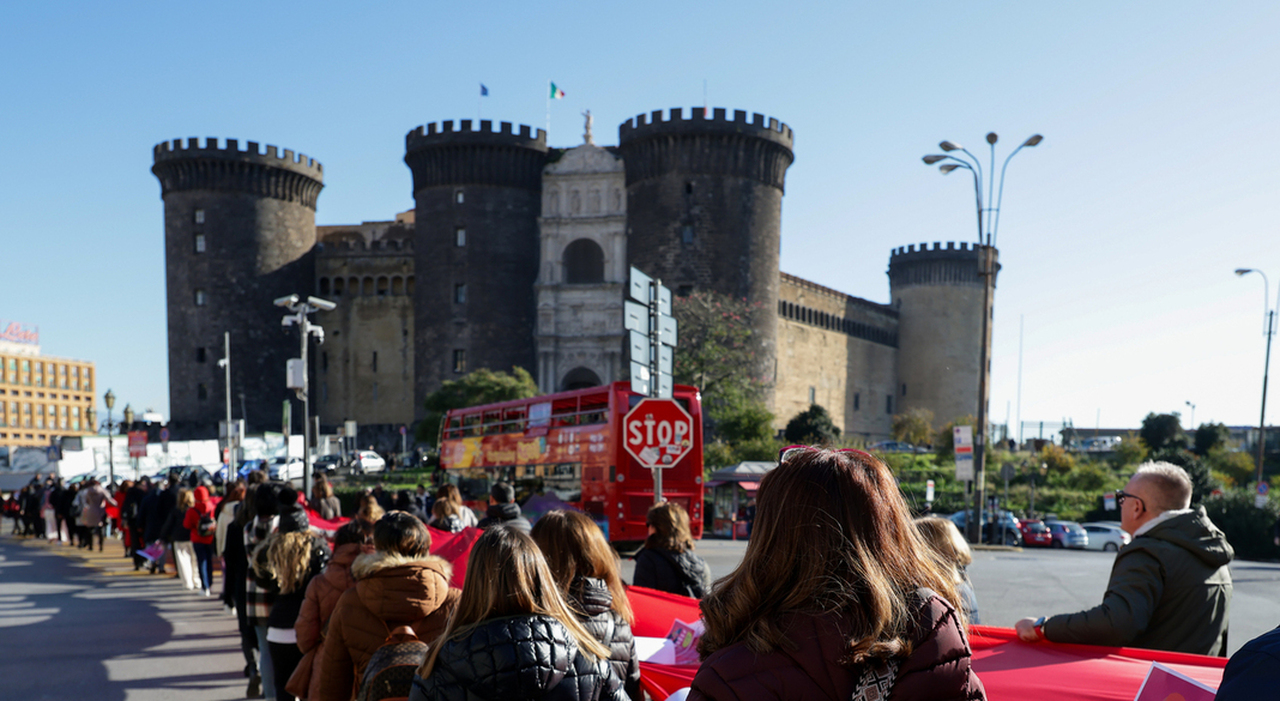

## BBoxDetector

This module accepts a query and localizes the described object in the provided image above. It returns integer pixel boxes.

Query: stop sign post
[623,398,694,504]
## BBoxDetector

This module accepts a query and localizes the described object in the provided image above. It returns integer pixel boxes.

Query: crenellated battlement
[888,241,999,288]
[618,107,793,149]
[404,119,548,192]
[151,137,324,209]
[405,120,546,152]
[153,137,323,181]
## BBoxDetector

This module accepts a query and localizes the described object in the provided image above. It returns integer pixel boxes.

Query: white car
[353,451,386,474]
[1081,522,1130,552]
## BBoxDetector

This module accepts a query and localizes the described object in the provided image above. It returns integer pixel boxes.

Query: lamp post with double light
[922,132,1043,543]
[1234,268,1277,495]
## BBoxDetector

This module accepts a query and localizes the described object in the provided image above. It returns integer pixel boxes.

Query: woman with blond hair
[410,527,624,701]
[915,516,980,624]
[689,447,986,701]
[532,510,641,700]
[426,483,477,530]
[354,493,384,527]
[252,524,330,701]
[162,488,198,590]
[632,501,710,599]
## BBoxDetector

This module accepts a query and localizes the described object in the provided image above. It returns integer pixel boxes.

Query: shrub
[1203,490,1280,561]
[1111,432,1149,469]
[1207,448,1257,488]
[784,404,840,445]
[934,415,977,462]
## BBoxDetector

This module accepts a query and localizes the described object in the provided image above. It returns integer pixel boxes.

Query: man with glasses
[1014,461,1233,656]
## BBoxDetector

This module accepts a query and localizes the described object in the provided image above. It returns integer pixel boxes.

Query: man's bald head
[1132,461,1192,513]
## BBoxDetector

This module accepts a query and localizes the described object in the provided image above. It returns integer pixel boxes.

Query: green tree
[415,367,539,445]
[1206,447,1256,487]
[1193,422,1231,456]
[1140,412,1187,452]
[672,291,767,402]
[1111,432,1149,468]
[892,407,935,449]
[715,400,775,443]
[1149,447,1219,505]
[1038,444,1077,474]
[784,404,840,445]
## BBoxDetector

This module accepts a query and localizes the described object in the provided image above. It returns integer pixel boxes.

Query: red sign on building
[623,398,694,468]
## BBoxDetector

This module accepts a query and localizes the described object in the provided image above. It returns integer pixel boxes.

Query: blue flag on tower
[480,84,489,96]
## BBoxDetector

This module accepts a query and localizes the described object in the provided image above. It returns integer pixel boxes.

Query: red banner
[128,431,148,458]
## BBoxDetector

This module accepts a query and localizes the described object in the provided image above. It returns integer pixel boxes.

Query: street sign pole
[649,277,662,504]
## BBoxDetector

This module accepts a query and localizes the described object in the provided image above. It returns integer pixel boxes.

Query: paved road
[0,534,247,701]
[622,539,1280,656]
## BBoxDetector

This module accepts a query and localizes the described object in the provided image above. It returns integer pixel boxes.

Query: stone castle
[153,107,997,445]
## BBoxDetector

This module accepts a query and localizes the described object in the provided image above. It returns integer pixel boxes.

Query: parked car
[1018,519,1054,547]
[1081,522,1130,552]
[313,454,343,474]
[869,440,918,453]
[271,457,306,483]
[352,450,386,474]
[1045,520,1089,549]
[949,510,1023,545]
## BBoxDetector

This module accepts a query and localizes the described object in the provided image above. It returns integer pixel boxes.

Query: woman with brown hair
[426,483,477,530]
[354,493,385,527]
[311,476,341,521]
[632,501,711,599]
[409,527,625,701]
[916,516,980,625]
[689,447,986,701]
[531,510,642,700]
[316,512,458,701]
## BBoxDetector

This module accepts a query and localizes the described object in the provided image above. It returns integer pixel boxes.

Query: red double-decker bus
[437,381,704,542]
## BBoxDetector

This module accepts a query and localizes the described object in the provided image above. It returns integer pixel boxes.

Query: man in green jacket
[1015,461,1233,656]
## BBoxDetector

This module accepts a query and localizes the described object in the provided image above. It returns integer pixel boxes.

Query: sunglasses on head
[778,444,875,464]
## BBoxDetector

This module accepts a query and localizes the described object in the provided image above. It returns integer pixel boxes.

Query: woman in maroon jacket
[183,485,216,596]
[690,447,987,701]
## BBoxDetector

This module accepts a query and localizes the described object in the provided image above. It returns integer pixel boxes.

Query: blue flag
[480,83,489,96]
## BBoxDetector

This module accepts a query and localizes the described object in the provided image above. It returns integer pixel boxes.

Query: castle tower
[152,137,324,438]
[887,241,999,428]
[403,120,548,411]
[617,107,794,384]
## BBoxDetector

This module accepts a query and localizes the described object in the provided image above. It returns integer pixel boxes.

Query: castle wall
[314,220,415,429]
[404,121,548,416]
[152,138,323,439]
[618,108,794,393]
[775,273,899,439]
[889,242,998,428]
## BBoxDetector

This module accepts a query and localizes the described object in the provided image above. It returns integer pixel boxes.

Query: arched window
[319,277,331,295]
[362,277,374,295]
[349,277,360,296]
[391,276,404,295]
[377,276,389,296]
[333,277,345,296]
[563,238,604,284]
[560,367,601,391]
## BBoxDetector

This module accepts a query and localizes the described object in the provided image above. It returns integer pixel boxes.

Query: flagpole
[546,80,551,142]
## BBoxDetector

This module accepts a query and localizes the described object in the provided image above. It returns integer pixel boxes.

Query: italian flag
[550,82,566,99]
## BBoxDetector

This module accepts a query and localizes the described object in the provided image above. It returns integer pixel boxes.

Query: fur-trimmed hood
[352,551,454,625]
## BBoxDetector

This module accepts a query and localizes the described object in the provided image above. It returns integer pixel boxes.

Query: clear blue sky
[3,1,1278,434]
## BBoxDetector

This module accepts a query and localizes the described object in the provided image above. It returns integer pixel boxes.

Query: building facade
[0,336,96,452]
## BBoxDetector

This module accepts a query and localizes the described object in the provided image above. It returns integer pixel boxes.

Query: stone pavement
[0,532,249,701]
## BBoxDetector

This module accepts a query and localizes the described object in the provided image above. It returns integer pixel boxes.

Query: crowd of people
[6,449,1279,700]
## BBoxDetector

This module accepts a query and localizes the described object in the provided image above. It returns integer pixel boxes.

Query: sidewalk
[0,532,248,701]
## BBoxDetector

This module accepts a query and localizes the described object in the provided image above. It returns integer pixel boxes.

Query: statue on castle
[583,109,594,145]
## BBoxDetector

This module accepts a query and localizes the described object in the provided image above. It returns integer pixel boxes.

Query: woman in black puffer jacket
[633,501,712,599]
[410,527,626,701]
[532,510,641,701]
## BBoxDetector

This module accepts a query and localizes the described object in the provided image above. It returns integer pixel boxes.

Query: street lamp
[123,404,135,481]
[1185,401,1196,431]
[1234,267,1278,495]
[277,294,335,497]
[103,388,115,485]
[923,131,1043,543]
[217,331,235,477]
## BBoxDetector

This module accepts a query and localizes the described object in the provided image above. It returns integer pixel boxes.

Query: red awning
[738,481,760,492]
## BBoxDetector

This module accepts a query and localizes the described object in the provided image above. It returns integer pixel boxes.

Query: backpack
[357,625,429,701]
[440,514,462,534]
[197,513,217,538]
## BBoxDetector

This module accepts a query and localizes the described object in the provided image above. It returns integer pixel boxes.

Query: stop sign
[623,398,694,468]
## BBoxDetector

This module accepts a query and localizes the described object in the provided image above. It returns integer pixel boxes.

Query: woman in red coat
[182,485,216,596]
[690,447,987,701]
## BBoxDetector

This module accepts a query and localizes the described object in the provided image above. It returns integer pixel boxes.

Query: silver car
[1081,522,1130,552]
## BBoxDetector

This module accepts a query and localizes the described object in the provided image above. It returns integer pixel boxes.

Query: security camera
[274,294,300,308]
[282,316,296,328]
[311,327,325,345]
[306,296,337,312]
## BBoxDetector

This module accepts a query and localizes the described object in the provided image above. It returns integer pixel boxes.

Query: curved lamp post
[922,132,1043,543]
[1235,268,1277,495]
